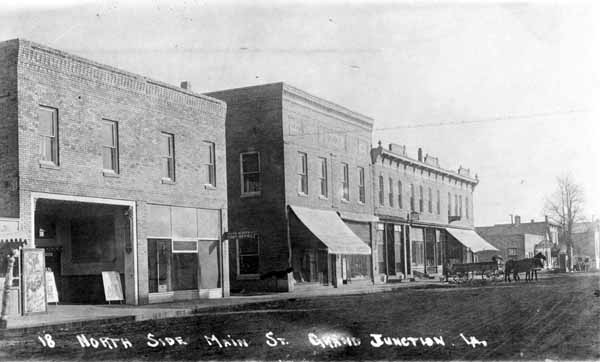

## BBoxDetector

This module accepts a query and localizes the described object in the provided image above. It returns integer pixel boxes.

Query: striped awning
[0,231,28,244]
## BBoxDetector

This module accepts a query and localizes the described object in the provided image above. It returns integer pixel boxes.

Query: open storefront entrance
[34,198,134,304]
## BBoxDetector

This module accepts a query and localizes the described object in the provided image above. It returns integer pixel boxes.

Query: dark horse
[504,252,546,282]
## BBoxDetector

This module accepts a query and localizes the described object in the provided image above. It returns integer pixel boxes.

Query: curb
[0,315,136,338]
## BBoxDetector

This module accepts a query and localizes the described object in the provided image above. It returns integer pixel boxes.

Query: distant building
[571,221,600,271]
[371,143,497,281]
[207,83,376,292]
[476,215,560,268]
[0,39,229,308]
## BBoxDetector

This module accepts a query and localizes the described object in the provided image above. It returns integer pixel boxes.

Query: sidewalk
[0,279,446,334]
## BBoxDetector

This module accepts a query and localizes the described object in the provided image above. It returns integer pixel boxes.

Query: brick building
[476,215,560,269]
[371,143,497,281]
[571,220,600,271]
[207,83,376,292]
[0,39,229,308]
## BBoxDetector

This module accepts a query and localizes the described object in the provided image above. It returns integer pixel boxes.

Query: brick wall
[0,40,19,217]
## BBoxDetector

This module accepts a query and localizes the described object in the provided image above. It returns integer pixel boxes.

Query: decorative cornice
[282,83,373,130]
[16,39,226,117]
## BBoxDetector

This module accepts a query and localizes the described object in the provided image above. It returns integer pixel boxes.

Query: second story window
[342,163,350,201]
[466,196,470,219]
[358,167,366,203]
[397,181,403,209]
[419,185,424,212]
[388,178,394,207]
[101,120,119,173]
[436,190,441,215]
[459,195,463,217]
[204,142,216,187]
[448,192,452,217]
[297,152,308,195]
[161,132,175,181]
[319,157,328,198]
[378,175,384,205]
[241,152,261,195]
[38,106,59,165]
[428,187,432,213]
[454,194,459,216]
[410,184,415,212]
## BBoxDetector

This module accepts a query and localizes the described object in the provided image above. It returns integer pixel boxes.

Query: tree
[544,175,585,271]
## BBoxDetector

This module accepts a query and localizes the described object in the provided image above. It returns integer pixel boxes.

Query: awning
[445,228,498,253]
[290,205,371,255]
[0,231,28,244]
[337,211,379,223]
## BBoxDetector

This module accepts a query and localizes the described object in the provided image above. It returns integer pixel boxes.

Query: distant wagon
[446,256,504,283]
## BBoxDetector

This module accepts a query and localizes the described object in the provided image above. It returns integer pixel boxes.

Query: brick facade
[0,39,229,305]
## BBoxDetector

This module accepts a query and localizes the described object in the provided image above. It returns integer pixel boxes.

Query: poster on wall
[21,248,47,314]
[45,270,59,304]
[101,271,124,303]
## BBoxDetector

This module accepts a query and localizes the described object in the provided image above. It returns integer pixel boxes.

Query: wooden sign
[22,248,47,314]
[101,271,124,302]
[45,271,59,304]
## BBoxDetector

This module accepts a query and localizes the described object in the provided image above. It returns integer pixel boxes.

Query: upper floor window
[388,178,394,207]
[161,132,175,181]
[419,185,424,212]
[342,163,350,201]
[454,194,459,216]
[397,181,403,209]
[297,152,308,195]
[241,152,260,195]
[448,192,452,217]
[378,175,384,206]
[319,157,328,198]
[101,120,119,173]
[465,196,470,219]
[436,190,441,215]
[459,195,463,217]
[38,106,59,165]
[428,187,432,213]
[410,184,415,212]
[507,248,518,257]
[204,142,216,187]
[358,167,366,204]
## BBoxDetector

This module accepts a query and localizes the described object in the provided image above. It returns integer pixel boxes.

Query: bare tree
[544,175,585,270]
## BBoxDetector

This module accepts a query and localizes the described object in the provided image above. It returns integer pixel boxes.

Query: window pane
[38,108,55,136]
[240,255,259,275]
[242,154,259,173]
[162,158,171,178]
[243,173,260,193]
[101,122,114,147]
[239,237,258,254]
[172,253,198,291]
[102,147,113,169]
[41,137,53,161]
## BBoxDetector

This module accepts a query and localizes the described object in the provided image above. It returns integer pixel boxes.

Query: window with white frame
[39,106,59,165]
[388,177,394,207]
[397,181,403,209]
[358,167,366,203]
[101,120,119,173]
[319,157,328,198]
[238,236,259,275]
[378,175,384,205]
[436,190,441,215]
[241,152,260,195]
[341,163,350,201]
[466,196,470,219]
[204,141,216,187]
[161,132,175,181]
[298,152,308,194]
[428,187,432,213]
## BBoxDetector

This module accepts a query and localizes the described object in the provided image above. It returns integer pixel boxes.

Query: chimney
[418,148,423,162]
[531,219,535,223]
[180,81,192,90]
[514,215,521,226]
[545,215,549,223]
[510,214,514,224]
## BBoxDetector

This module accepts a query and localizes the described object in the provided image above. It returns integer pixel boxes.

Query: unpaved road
[0,272,598,361]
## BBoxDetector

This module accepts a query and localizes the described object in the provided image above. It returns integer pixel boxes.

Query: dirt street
[0,272,598,361]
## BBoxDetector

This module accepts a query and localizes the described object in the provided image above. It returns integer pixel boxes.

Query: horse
[505,253,546,282]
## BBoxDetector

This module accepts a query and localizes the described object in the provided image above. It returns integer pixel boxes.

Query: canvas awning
[290,205,371,255]
[445,228,498,253]
[337,211,379,223]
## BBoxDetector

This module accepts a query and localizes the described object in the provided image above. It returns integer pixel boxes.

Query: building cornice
[372,146,479,186]
[282,83,374,131]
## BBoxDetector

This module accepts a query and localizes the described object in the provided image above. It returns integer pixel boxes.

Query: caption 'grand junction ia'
[0,39,596,316]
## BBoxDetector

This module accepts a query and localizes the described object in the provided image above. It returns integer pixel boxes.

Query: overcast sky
[2,0,598,226]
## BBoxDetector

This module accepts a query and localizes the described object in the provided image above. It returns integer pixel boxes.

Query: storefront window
[411,227,424,267]
[238,236,259,275]
[148,239,199,293]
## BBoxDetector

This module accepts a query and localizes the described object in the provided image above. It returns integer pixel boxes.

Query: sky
[1,0,598,226]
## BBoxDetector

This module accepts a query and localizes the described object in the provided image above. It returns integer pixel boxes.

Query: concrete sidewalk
[0,279,446,334]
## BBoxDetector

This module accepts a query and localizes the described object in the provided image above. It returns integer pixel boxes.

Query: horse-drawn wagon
[445,256,504,283]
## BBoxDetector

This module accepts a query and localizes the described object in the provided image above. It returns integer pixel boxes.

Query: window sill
[161,178,176,185]
[241,191,261,198]
[318,195,328,200]
[39,161,60,170]
[237,274,260,280]
[102,170,120,178]
[204,184,217,190]
[357,201,365,205]
[297,192,308,197]
[341,199,350,204]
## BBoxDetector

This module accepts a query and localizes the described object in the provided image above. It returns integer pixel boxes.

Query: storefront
[0,218,27,317]
[375,222,409,281]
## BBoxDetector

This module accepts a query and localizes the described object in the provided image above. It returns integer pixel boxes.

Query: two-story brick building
[207,83,376,292]
[0,39,229,308]
[371,143,497,281]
